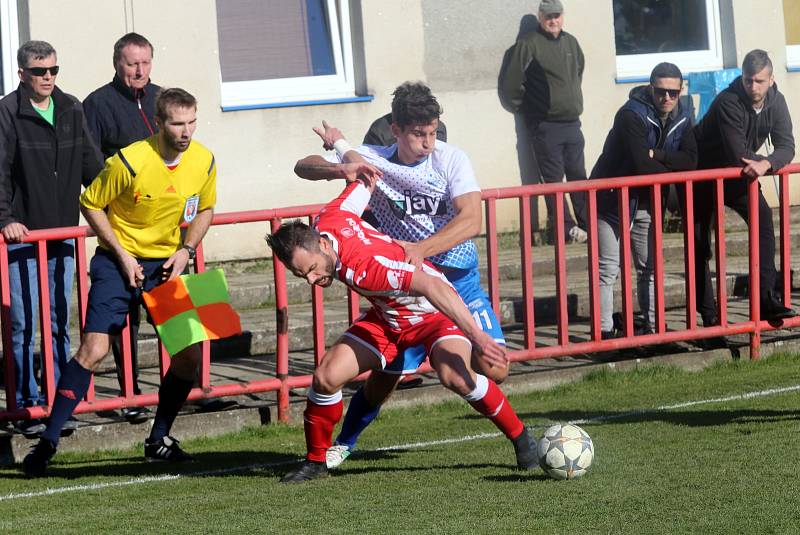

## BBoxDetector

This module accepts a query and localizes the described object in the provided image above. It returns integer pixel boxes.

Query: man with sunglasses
[692,49,796,329]
[591,63,697,340]
[499,0,588,245]
[0,41,103,435]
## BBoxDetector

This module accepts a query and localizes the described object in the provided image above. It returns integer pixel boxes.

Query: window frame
[614,0,723,82]
[787,45,800,71]
[1,0,19,96]
[218,0,357,109]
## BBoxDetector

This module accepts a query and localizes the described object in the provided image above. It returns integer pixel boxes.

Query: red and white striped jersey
[315,181,452,330]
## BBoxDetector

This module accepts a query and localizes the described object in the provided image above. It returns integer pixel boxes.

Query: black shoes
[144,435,194,462]
[15,418,46,437]
[122,406,151,424]
[761,293,798,321]
[280,460,329,483]
[512,427,537,470]
[22,438,57,478]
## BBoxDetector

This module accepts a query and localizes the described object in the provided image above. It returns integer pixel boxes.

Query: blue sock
[41,359,91,446]
[334,388,381,449]
[148,371,194,442]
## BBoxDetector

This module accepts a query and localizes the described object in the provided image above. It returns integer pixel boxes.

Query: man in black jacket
[499,0,587,244]
[83,33,161,422]
[0,41,103,433]
[593,63,697,339]
[693,49,796,325]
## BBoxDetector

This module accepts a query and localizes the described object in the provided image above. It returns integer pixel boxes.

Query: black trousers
[526,120,588,232]
[692,179,777,323]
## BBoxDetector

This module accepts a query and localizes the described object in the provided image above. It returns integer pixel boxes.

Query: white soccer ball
[537,423,594,480]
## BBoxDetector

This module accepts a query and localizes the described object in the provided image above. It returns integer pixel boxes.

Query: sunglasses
[24,65,59,76]
[653,87,680,99]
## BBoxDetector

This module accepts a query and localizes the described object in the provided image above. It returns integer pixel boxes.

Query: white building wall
[19,0,800,260]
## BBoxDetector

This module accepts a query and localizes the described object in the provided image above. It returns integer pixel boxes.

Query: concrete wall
[19,0,800,260]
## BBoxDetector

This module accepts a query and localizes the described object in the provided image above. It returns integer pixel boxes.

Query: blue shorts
[83,248,168,335]
[384,266,505,374]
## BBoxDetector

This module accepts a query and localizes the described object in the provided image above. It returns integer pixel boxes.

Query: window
[215,0,360,110]
[613,0,723,81]
[784,0,800,70]
[0,0,19,96]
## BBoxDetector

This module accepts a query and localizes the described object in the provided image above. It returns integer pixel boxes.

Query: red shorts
[342,309,471,369]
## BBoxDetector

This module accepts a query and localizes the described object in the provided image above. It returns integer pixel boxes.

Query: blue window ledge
[788,66,800,73]
[222,95,374,112]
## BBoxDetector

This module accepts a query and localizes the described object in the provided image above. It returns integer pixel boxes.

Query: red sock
[465,375,524,440]
[304,391,344,463]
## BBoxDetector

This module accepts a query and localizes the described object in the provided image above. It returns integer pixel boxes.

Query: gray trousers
[598,209,655,332]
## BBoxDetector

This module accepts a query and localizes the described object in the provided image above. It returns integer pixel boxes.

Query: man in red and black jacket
[83,32,161,422]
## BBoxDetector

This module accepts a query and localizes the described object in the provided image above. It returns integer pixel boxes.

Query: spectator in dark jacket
[693,49,796,325]
[499,0,588,244]
[83,32,160,423]
[593,63,697,338]
[0,41,103,433]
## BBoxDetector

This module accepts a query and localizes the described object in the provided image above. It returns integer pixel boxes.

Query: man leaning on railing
[692,49,796,328]
[591,62,697,340]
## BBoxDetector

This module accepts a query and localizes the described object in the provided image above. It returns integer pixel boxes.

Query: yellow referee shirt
[81,136,217,259]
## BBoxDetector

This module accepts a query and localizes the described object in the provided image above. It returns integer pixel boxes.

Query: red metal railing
[1,163,798,423]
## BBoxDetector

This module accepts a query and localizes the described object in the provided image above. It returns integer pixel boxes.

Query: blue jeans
[8,240,75,408]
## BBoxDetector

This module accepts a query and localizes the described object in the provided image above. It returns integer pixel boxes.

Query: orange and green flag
[142,268,242,356]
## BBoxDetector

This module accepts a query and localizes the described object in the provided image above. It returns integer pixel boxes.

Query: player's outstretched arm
[295,155,382,185]
[410,268,507,369]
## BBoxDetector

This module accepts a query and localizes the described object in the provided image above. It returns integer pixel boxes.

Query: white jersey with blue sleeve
[324,141,481,269]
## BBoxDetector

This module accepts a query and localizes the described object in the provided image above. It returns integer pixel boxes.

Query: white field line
[2,383,798,502]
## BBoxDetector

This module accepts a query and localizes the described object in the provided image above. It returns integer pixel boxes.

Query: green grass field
[1,355,799,534]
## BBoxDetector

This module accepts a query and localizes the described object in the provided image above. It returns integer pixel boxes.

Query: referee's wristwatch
[182,244,196,259]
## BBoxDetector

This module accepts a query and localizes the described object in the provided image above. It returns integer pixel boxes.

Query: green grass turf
[1,354,799,534]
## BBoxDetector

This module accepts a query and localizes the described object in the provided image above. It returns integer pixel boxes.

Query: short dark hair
[113,32,154,65]
[649,62,683,86]
[17,40,56,68]
[155,88,197,121]
[742,49,773,76]
[391,82,442,129]
[266,220,321,266]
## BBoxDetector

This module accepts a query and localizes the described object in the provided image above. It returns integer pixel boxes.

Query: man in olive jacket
[499,0,587,243]
[693,49,796,326]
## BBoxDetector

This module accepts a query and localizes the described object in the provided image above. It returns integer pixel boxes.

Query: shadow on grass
[456,408,800,429]
[2,450,298,481]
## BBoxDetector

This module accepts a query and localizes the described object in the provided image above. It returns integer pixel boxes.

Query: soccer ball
[537,423,594,480]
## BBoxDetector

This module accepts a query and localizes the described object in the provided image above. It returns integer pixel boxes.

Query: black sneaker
[62,417,80,431]
[280,460,329,483]
[761,293,798,321]
[122,407,151,424]
[144,435,194,462]
[511,427,537,470]
[15,418,46,437]
[22,438,57,478]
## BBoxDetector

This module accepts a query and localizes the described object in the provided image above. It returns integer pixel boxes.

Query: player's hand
[118,252,145,289]
[1,222,29,243]
[472,331,508,369]
[396,240,426,267]
[312,120,346,151]
[162,248,191,282]
[741,158,771,178]
[341,162,382,186]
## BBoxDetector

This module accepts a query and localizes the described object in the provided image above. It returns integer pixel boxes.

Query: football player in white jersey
[294,82,508,469]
